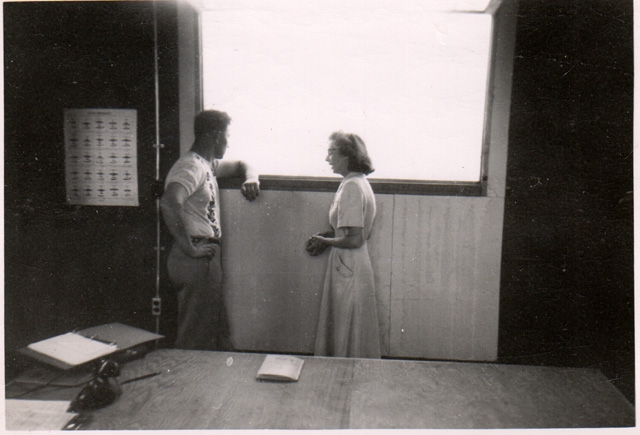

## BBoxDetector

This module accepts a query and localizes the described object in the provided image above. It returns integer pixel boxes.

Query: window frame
[218,176,485,196]
[201,7,495,198]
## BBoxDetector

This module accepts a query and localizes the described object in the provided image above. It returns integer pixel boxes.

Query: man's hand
[188,239,218,258]
[241,180,260,201]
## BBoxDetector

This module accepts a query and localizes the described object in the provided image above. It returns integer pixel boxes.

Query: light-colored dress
[314,172,381,358]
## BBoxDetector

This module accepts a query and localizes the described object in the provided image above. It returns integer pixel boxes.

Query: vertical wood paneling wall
[389,196,504,360]
[219,192,504,360]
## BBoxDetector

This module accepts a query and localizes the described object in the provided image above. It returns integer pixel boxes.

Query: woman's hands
[306,237,328,256]
[306,227,365,254]
[306,231,334,256]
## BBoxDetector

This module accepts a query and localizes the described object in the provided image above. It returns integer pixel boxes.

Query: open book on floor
[256,355,305,382]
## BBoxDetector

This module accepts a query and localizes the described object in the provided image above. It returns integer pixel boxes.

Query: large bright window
[202,1,492,182]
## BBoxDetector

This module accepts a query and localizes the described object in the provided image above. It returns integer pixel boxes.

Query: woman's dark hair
[329,131,375,175]
[194,110,232,139]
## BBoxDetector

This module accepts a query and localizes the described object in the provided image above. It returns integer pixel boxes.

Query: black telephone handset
[67,359,122,413]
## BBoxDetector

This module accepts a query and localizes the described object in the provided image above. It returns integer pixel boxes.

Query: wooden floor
[349,359,635,429]
[7,350,635,429]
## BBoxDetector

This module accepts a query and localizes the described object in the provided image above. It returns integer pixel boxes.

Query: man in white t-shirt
[161,110,259,350]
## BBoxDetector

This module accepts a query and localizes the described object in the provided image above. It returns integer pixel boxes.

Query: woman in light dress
[306,131,381,358]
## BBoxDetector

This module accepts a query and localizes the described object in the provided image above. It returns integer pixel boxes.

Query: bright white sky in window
[202,1,492,181]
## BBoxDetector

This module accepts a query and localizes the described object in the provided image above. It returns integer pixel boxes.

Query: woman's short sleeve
[336,180,365,228]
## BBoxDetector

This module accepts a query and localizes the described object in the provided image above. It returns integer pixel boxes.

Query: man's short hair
[194,110,232,138]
